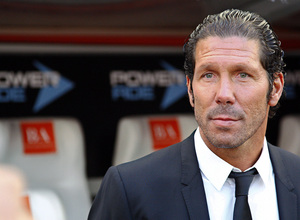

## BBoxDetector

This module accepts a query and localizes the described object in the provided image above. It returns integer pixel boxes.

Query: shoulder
[269,143,300,167]
[116,140,183,178]
[98,138,186,208]
[107,133,194,187]
[268,143,300,186]
[116,132,195,175]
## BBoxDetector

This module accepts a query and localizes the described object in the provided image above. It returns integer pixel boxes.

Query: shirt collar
[194,127,273,191]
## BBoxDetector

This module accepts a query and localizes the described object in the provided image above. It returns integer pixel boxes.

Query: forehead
[194,36,261,64]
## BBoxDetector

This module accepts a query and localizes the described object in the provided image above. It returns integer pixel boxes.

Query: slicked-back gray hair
[184,9,285,118]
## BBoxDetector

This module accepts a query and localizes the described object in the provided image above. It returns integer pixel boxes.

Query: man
[0,166,33,220]
[88,9,300,219]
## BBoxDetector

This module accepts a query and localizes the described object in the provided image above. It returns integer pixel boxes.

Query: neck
[200,126,266,171]
[210,142,264,171]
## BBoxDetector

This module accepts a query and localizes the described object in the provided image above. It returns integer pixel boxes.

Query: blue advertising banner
[0,52,299,177]
[0,53,192,176]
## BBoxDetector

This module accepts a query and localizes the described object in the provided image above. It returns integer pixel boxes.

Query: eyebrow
[231,64,255,71]
[195,63,216,72]
[196,63,256,72]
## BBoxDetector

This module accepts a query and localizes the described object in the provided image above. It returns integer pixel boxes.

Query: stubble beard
[195,104,268,149]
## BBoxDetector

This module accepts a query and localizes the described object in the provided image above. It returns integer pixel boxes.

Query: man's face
[187,36,283,150]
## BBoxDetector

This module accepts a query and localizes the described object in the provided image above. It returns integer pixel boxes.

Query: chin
[208,135,244,149]
[213,144,240,149]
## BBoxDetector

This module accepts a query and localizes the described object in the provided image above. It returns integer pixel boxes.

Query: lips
[211,116,239,127]
[213,116,238,121]
[207,106,245,128]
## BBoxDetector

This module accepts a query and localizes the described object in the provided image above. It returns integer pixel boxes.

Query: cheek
[237,88,269,113]
[193,87,214,107]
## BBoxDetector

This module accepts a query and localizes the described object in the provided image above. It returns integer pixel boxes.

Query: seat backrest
[0,118,91,220]
[113,114,197,165]
[24,189,66,220]
[278,115,300,156]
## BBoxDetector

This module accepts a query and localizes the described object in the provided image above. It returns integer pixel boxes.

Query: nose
[215,77,235,105]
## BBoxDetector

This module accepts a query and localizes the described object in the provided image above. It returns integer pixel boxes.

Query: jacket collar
[180,132,210,220]
[268,143,298,220]
[180,136,299,220]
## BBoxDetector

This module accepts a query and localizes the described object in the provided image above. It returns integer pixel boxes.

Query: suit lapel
[179,138,298,219]
[268,144,298,220]
[180,133,210,220]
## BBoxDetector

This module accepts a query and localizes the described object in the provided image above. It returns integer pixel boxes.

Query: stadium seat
[0,121,9,160]
[24,189,66,220]
[0,118,90,220]
[113,114,198,165]
[278,114,300,156]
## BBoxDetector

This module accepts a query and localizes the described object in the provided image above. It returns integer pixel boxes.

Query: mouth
[211,116,240,127]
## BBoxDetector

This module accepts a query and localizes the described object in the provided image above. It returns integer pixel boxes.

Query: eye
[239,72,249,78]
[203,73,213,79]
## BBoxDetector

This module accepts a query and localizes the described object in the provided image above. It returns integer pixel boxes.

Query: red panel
[20,121,57,154]
[149,118,181,150]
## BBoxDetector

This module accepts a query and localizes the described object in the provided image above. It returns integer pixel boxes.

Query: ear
[268,72,284,107]
[186,76,194,107]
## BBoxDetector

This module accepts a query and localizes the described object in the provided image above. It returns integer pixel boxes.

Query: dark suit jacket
[88,133,300,220]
